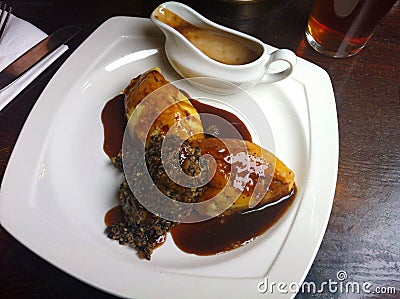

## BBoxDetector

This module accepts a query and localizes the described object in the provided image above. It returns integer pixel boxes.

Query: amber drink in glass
[305,0,397,58]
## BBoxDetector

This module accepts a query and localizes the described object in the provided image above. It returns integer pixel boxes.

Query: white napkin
[0,13,68,111]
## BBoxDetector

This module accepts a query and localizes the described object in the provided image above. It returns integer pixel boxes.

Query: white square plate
[0,17,338,298]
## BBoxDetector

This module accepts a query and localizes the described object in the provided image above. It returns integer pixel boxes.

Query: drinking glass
[305,0,397,58]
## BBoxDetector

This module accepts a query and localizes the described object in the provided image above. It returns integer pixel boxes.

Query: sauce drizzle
[101,94,126,159]
[104,205,125,227]
[170,186,296,255]
[190,98,252,142]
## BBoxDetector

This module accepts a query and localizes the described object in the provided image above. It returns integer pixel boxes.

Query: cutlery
[0,2,12,42]
[0,25,80,91]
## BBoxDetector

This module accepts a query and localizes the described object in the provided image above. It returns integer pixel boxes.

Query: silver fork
[0,2,12,42]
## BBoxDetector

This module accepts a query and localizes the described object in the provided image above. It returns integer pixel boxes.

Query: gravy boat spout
[151,1,297,94]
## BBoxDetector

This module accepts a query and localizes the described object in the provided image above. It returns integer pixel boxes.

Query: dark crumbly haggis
[106,133,205,259]
[110,150,123,171]
[144,134,205,206]
[106,181,175,260]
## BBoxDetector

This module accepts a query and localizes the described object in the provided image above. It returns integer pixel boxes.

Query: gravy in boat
[153,7,262,65]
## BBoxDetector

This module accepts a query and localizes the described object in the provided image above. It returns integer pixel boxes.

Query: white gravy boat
[151,1,297,94]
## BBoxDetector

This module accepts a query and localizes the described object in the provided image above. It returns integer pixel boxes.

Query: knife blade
[0,25,81,91]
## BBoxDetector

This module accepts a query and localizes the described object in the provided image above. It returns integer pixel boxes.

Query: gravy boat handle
[261,49,297,83]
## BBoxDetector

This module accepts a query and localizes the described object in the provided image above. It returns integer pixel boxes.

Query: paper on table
[0,13,68,111]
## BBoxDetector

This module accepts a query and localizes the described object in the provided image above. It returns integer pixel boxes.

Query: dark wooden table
[1,0,399,298]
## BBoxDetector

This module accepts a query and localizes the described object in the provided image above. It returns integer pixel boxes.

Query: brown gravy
[171,187,296,255]
[101,94,295,255]
[101,95,252,160]
[153,7,262,65]
[104,205,125,227]
[101,94,126,159]
[190,98,252,142]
